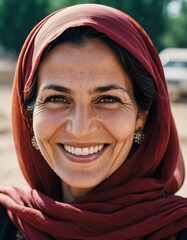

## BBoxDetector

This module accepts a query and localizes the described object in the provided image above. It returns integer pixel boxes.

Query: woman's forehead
[37,40,133,96]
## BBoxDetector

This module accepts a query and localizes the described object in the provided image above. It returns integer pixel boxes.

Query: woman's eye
[97,96,121,104]
[45,95,70,104]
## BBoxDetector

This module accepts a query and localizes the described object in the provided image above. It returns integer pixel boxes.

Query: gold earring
[31,136,39,150]
[134,127,144,144]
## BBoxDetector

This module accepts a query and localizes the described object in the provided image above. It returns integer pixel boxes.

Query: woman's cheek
[34,107,73,140]
[99,110,137,142]
[33,108,59,138]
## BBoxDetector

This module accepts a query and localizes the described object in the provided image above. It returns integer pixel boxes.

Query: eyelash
[96,96,122,104]
[43,95,122,105]
[44,95,70,104]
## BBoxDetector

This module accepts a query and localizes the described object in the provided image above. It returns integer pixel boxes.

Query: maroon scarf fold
[0,4,186,239]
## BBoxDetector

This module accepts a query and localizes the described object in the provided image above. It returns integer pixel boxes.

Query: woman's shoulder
[0,204,17,240]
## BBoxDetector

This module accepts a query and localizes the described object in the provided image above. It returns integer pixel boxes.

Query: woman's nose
[65,105,98,138]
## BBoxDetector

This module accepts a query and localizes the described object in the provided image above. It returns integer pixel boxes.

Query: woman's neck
[61,181,93,203]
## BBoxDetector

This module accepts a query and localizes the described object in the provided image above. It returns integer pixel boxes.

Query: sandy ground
[1,84,187,196]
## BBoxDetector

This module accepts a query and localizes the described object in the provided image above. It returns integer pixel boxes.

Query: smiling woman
[33,38,146,199]
[0,3,187,240]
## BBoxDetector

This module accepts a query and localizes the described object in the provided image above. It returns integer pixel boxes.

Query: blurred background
[0,0,187,195]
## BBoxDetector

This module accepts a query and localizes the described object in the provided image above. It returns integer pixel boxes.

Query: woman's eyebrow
[41,84,72,94]
[40,84,128,94]
[90,84,128,94]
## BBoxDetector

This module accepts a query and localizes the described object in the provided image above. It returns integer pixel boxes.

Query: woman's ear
[135,110,149,130]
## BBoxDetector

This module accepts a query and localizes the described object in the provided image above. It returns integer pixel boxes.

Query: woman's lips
[58,144,108,163]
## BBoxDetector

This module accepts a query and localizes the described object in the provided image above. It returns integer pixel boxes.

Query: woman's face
[33,40,147,198]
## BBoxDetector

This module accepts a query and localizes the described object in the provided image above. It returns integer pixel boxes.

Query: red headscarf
[0,4,187,239]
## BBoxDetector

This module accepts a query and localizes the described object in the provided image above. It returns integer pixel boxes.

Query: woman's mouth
[63,144,105,156]
[58,143,108,163]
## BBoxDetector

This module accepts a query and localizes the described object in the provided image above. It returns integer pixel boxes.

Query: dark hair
[26,26,157,112]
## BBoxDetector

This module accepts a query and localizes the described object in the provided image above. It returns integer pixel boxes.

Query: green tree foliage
[0,0,49,54]
[161,1,187,49]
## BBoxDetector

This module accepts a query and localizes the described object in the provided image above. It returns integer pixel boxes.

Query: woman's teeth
[64,144,105,156]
